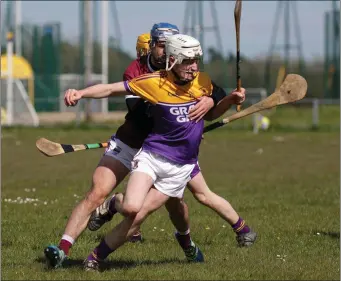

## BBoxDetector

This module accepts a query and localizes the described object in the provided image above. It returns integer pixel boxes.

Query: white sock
[61,234,75,245]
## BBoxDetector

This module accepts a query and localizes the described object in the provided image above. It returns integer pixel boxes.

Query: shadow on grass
[312,230,340,239]
[35,256,185,271]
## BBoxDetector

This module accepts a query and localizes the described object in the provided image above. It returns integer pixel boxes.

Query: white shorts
[103,135,139,170]
[131,150,195,198]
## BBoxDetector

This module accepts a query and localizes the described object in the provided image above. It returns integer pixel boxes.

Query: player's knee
[194,191,211,207]
[121,202,140,217]
[86,185,109,208]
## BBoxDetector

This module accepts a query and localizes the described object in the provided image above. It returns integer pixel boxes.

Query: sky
[4,1,339,61]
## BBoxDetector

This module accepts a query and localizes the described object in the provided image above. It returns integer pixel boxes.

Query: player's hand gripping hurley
[36,74,307,157]
[234,0,242,112]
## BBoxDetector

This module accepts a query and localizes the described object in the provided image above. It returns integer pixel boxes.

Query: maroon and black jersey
[115,54,227,149]
[115,55,155,148]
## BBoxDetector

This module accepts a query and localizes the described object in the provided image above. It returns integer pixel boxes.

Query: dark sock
[58,239,72,256]
[109,194,117,215]
[176,231,192,250]
[87,239,114,262]
[232,217,250,234]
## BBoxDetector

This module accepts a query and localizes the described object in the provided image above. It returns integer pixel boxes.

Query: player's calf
[84,207,152,270]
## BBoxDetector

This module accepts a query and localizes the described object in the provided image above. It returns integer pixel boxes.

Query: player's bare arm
[188,79,245,122]
[204,88,246,121]
[64,82,127,106]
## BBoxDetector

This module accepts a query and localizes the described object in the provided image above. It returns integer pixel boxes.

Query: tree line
[62,41,326,98]
[2,39,327,98]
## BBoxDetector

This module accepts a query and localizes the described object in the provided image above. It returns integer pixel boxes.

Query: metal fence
[37,86,341,130]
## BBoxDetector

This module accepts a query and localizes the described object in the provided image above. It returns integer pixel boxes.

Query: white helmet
[165,34,203,71]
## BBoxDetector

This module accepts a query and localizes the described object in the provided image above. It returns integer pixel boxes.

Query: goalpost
[1,32,39,127]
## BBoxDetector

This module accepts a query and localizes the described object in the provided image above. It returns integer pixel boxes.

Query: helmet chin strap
[166,57,178,71]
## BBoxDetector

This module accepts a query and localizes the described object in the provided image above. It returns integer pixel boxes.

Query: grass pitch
[2,127,339,280]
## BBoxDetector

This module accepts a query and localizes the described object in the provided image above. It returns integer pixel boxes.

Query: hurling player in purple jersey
[44,23,210,269]
[63,34,247,271]
[44,24,256,271]
[89,23,257,254]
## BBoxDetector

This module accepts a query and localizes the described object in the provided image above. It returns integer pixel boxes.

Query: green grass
[2,127,340,280]
[212,104,340,131]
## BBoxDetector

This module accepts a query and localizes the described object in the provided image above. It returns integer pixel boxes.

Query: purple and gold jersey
[124,70,213,165]
[116,55,227,149]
